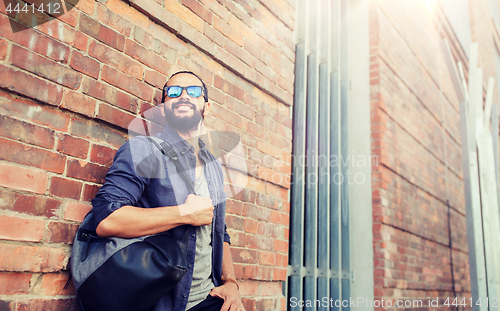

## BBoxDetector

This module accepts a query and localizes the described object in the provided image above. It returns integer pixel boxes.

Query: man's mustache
[172,101,196,110]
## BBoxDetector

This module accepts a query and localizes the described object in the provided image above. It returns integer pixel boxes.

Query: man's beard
[164,100,204,132]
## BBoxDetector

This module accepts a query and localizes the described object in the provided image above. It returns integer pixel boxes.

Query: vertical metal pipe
[317,0,331,309]
[318,61,330,310]
[288,0,308,305]
[304,0,319,309]
[340,0,351,308]
[330,0,342,309]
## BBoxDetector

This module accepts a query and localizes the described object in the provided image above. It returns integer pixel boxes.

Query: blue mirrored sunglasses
[165,85,204,98]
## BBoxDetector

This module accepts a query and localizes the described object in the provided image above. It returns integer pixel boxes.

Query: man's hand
[179,194,214,226]
[209,282,245,311]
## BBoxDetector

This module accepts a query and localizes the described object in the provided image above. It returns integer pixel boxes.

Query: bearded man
[91,71,245,311]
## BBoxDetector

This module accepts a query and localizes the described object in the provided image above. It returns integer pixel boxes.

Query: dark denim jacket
[91,124,230,311]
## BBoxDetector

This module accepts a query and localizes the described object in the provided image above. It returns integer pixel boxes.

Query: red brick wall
[369,0,483,308]
[0,0,295,309]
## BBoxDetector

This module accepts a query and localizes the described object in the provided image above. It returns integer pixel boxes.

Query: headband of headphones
[162,71,209,103]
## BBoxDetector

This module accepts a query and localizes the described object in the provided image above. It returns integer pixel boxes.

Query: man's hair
[162,71,209,103]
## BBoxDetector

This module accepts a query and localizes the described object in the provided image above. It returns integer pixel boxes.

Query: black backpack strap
[147,137,197,196]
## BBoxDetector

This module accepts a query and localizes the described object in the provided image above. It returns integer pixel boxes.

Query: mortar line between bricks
[374,221,471,255]
[376,163,466,218]
[376,3,461,115]
[372,105,463,181]
[376,55,462,148]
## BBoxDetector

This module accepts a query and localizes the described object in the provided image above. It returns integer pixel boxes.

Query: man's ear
[160,103,166,117]
[203,101,211,116]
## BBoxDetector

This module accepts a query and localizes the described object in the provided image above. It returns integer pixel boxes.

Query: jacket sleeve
[91,137,156,228]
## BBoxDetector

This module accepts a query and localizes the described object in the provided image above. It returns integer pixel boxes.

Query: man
[91,71,245,311]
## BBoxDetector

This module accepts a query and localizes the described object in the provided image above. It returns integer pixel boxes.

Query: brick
[165,0,204,32]
[239,280,259,296]
[0,65,64,106]
[82,184,101,202]
[65,201,92,222]
[225,39,253,68]
[203,24,225,47]
[22,17,76,46]
[257,222,278,238]
[180,0,214,24]
[69,118,127,149]
[273,267,287,281]
[199,0,230,21]
[178,21,216,55]
[49,176,83,200]
[73,31,89,51]
[0,115,55,149]
[244,40,264,63]
[46,222,79,244]
[177,57,214,85]
[124,39,170,76]
[12,194,62,218]
[131,0,181,33]
[246,234,273,251]
[56,133,90,159]
[101,66,154,101]
[15,299,80,311]
[0,92,70,131]
[97,4,132,37]
[0,162,48,194]
[0,39,8,60]
[81,77,139,113]
[0,272,31,295]
[0,15,70,63]
[10,45,82,90]
[90,144,116,166]
[152,40,177,63]
[274,239,288,253]
[96,102,136,130]
[80,14,125,52]
[226,215,244,231]
[0,215,45,242]
[88,40,143,79]
[134,27,154,47]
[213,15,244,46]
[61,90,97,118]
[255,298,278,310]
[67,159,109,184]
[231,248,258,264]
[55,3,80,27]
[270,211,289,226]
[210,103,243,127]
[145,70,167,88]
[244,219,258,233]
[69,50,100,79]
[226,96,255,120]
[243,265,273,280]
[39,273,75,296]
[74,0,95,15]
[0,137,66,174]
[228,13,255,42]
[259,281,282,296]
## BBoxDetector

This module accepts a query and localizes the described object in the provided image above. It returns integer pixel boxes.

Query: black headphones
[162,71,209,103]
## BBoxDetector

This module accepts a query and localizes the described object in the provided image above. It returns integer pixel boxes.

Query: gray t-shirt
[185,168,214,310]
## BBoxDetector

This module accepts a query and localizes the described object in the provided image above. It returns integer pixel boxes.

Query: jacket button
[191,233,196,237]
[183,294,187,298]
[188,264,192,268]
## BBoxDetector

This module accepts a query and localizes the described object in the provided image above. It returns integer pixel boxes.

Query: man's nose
[179,89,191,99]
